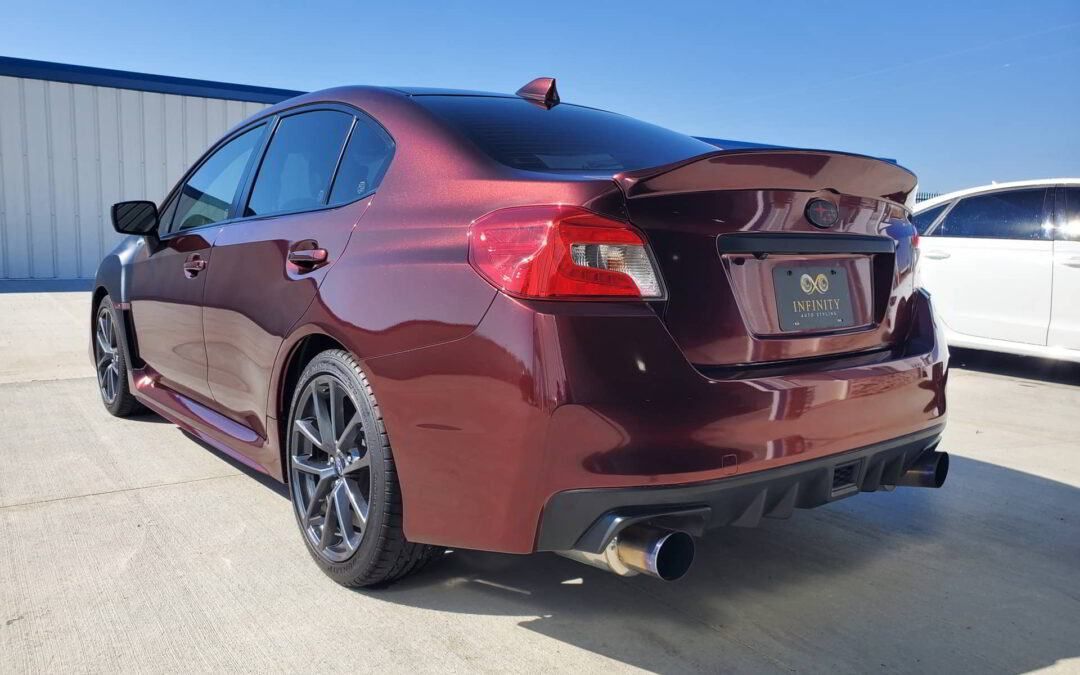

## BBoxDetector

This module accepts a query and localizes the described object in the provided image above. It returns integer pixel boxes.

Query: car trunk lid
[613,150,919,369]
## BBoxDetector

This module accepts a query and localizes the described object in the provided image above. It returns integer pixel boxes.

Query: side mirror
[111,201,159,235]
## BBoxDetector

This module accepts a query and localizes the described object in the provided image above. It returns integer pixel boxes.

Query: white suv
[914,179,1080,363]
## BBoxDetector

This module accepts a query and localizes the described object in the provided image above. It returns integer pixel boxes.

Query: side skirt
[129,367,281,479]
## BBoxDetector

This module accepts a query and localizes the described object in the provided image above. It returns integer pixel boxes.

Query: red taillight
[468,205,663,299]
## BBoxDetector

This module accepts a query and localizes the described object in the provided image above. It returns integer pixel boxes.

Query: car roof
[915,178,1080,211]
[383,86,515,97]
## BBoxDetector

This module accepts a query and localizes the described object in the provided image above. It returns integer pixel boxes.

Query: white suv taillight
[468,205,664,299]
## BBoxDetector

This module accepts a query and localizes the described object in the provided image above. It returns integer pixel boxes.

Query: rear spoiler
[614,150,918,209]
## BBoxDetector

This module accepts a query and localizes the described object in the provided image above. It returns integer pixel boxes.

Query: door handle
[1062,256,1080,268]
[183,255,207,278]
[287,241,329,269]
[924,250,951,260]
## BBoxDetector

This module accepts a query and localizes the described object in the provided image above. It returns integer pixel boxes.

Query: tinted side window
[246,110,353,217]
[329,114,395,205]
[935,189,1049,240]
[1060,188,1080,241]
[158,196,178,232]
[913,203,948,234]
[172,125,264,231]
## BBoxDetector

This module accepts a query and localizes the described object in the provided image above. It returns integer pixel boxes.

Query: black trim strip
[717,232,896,255]
[694,345,897,380]
[536,424,944,552]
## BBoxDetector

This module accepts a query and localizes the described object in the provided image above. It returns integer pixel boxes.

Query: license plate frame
[772,264,857,331]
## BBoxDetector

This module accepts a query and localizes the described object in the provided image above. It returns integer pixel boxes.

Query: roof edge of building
[0,55,304,104]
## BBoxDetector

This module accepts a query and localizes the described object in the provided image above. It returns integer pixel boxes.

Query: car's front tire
[94,295,145,417]
[286,349,439,587]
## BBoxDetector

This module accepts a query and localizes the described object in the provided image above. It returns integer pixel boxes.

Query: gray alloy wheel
[286,349,439,586]
[93,296,144,417]
[95,304,122,405]
[289,374,372,563]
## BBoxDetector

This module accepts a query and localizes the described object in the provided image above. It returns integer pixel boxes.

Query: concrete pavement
[1,291,1078,673]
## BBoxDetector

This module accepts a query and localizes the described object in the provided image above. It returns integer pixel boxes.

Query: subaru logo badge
[806,199,839,228]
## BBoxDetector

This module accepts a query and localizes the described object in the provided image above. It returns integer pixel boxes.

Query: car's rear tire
[286,348,440,587]
[94,296,145,417]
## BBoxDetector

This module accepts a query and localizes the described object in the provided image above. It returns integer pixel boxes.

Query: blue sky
[1,0,1077,192]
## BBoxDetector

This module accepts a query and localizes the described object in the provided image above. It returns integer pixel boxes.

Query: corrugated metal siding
[0,75,267,279]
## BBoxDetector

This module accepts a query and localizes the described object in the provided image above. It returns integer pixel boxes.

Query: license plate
[773,265,856,331]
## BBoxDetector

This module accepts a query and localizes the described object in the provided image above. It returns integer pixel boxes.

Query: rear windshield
[414,96,715,173]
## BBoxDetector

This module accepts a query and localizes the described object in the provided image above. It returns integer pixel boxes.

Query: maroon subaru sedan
[93,78,949,585]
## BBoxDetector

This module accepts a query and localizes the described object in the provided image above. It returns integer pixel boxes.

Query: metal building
[0,57,301,280]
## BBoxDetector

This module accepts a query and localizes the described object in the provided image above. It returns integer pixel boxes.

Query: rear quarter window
[328,114,395,205]
[414,96,715,174]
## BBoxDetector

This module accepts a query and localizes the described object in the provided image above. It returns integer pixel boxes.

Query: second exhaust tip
[896,450,950,489]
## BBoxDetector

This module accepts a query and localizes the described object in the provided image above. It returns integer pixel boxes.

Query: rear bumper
[365,288,948,554]
[535,424,943,552]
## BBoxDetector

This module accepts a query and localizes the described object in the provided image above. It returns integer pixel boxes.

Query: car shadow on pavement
[366,456,1080,673]
[177,428,289,498]
[950,347,1080,387]
[121,410,173,424]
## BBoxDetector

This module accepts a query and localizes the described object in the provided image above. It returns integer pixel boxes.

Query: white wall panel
[225,100,246,129]
[183,97,207,169]
[96,87,122,267]
[206,99,227,145]
[72,83,103,278]
[163,94,187,197]
[0,76,31,279]
[45,82,79,278]
[141,93,167,207]
[23,79,54,278]
[0,75,270,278]
[243,102,264,120]
[119,89,146,201]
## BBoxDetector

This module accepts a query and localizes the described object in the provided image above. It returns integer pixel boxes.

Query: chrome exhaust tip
[896,450,950,488]
[557,524,695,581]
[619,525,696,580]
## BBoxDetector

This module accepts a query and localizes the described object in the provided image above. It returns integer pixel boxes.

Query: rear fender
[266,320,369,483]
